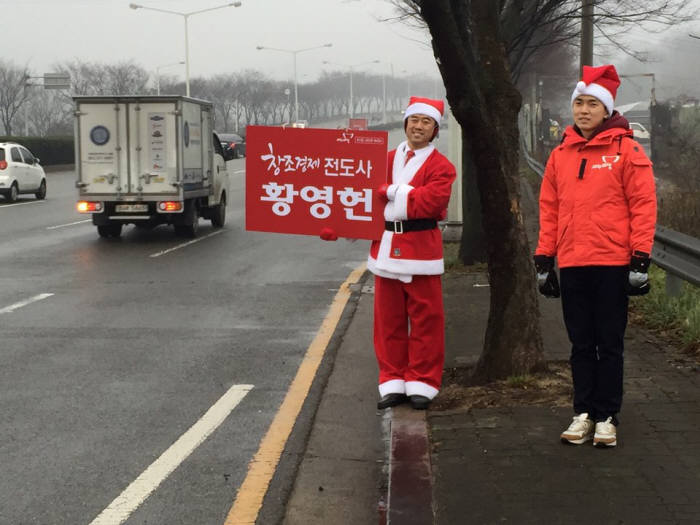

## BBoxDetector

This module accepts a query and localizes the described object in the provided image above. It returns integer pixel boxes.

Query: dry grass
[432,361,572,411]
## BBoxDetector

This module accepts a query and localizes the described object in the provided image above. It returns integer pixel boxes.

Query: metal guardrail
[522,146,700,291]
[653,227,700,291]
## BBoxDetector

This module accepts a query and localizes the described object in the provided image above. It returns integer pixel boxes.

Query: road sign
[245,125,388,240]
[43,73,70,89]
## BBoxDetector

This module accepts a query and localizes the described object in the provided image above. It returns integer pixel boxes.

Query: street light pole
[129,2,242,97]
[256,43,332,124]
[293,52,298,122]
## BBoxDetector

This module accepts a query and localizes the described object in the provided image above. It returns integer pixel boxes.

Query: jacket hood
[562,111,631,145]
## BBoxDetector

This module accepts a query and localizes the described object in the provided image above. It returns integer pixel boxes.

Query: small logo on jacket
[592,155,620,170]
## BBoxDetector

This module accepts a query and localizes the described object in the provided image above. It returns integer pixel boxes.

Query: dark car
[218,133,246,159]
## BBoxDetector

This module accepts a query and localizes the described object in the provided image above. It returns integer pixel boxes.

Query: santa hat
[570,64,620,116]
[403,96,444,126]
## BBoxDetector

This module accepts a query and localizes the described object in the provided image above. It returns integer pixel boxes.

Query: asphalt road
[0,156,369,525]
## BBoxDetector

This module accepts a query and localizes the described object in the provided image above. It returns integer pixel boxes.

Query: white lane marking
[0,293,54,314]
[233,169,245,174]
[89,383,254,525]
[0,200,45,209]
[148,230,224,258]
[46,219,92,230]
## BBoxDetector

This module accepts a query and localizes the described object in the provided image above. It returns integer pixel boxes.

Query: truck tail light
[77,201,103,213]
[158,201,183,212]
[0,160,7,170]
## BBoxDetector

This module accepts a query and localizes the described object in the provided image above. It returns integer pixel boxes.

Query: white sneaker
[594,417,617,447]
[560,413,595,444]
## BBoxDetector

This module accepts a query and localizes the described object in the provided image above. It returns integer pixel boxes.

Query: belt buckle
[393,220,403,234]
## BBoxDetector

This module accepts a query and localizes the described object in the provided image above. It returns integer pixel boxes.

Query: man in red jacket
[369,97,456,410]
[535,65,657,447]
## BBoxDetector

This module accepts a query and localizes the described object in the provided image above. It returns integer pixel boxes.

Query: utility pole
[580,0,594,73]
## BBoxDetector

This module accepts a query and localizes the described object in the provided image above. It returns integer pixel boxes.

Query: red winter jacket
[535,113,657,268]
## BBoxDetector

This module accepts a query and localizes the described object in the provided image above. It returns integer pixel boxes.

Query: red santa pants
[373,274,445,399]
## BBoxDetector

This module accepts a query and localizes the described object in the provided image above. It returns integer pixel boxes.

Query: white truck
[73,95,232,238]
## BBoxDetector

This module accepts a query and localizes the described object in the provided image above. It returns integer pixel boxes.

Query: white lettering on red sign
[261,143,372,179]
[260,183,373,220]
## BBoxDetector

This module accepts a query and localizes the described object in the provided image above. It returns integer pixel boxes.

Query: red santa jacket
[368,141,456,280]
[535,113,657,268]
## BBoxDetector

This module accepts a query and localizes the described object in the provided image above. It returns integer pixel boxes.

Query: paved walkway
[432,271,700,524]
[280,266,700,524]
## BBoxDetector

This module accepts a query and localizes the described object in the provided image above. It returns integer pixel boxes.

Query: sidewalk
[281,265,700,524]
[432,271,700,524]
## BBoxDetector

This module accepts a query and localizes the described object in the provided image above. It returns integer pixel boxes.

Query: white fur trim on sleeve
[386,184,398,201]
[392,184,412,220]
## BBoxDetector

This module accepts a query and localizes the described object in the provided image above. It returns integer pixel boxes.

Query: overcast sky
[4,0,700,103]
[4,0,439,83]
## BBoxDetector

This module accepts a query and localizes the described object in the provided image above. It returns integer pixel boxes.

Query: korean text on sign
[245,126,388,240]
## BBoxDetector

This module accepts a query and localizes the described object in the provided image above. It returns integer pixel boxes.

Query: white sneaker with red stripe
[560,413,595,445]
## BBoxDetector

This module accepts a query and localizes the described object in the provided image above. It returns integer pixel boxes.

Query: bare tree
[0,60,30,136]
[103,61,149,95]
[55,59,148,97]
[390,1,697,80]
[26,90,72,136]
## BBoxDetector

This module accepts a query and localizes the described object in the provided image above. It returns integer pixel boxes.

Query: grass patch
[505,375,537,389]
[629,265,700,360]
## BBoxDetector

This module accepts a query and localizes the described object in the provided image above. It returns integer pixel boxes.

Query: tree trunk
[421,1,545,382]
[458,138,486,264]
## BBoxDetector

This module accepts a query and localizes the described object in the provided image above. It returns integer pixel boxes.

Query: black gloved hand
[625,251,651,296]
[533,255,560,298]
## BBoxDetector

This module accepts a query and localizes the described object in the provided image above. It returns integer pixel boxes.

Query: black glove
[534,255,560,298]
[625,251,651,296]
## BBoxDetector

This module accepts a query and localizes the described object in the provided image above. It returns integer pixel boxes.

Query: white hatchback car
[0,142,47,202]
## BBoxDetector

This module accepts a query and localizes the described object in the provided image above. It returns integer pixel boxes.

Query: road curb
[387,405,433,524]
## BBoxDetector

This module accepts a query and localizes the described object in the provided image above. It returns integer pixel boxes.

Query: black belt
[385,219,438,233]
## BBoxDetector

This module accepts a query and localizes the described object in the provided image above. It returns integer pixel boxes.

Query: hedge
[0,136,74,166]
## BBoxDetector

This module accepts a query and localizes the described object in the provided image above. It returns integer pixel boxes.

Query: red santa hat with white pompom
[403,96,444,126]
[570,64,621,116]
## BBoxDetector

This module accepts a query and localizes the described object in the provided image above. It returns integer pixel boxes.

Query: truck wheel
[211,194,226,228]
[176,201,199,238]
[97,223,122,238]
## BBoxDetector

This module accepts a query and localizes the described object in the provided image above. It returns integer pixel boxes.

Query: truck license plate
[116,204,148,212]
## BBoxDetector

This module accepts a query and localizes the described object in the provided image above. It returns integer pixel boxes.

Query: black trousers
[559,266,629,425]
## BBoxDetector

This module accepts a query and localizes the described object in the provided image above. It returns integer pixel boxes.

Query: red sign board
[245,126,388,240]
[348,118,368,130]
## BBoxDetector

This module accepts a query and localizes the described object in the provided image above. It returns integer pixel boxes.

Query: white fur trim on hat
[571,80,614,116]
[404,102,442,125]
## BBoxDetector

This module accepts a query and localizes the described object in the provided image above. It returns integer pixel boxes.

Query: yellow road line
[223,262,367,524]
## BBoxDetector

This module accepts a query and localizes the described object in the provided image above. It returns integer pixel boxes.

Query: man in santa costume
[370,96,456,410]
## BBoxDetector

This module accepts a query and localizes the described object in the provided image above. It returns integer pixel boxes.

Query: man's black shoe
[377,393,408,409]
[410,395,431,410]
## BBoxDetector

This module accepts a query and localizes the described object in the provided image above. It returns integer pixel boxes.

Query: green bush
[0,136,74,166]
